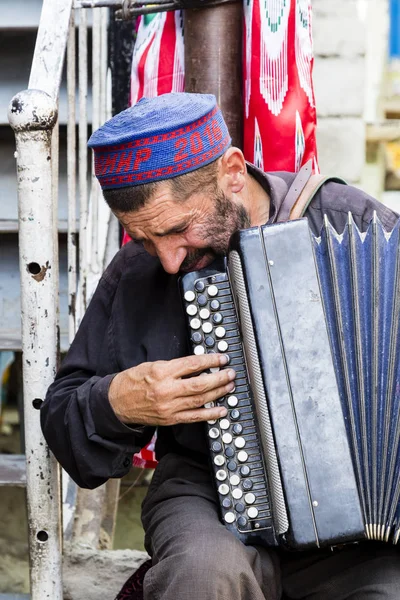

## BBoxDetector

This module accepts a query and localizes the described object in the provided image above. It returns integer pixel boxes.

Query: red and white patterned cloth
[126,1,319,467]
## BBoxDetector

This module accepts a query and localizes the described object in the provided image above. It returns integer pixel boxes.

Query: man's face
[116,181,250,275]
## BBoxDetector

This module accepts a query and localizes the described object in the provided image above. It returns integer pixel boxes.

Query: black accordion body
[180,216,400,550]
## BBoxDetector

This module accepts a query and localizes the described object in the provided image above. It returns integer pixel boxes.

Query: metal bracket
[75,0,239,18]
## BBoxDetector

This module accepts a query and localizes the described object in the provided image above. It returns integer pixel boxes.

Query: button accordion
[180,216,400,550]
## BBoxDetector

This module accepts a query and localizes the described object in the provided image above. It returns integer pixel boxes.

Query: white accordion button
[207,285,218,297]
[199,308,210,320]
[202,322,213,334]
[220,419,230,430]
[217,340,229,352]
[184,290,196,302]
[234,437,246,449]
[247,507,258,519]
[216,469,227,481]
[218,484,229,495]
[232,488,243,500]
[227,395,238,407]
[229,474,240,486]
[209,427,220,439]
[190,318,201,330]
[214,455,225,466]
[215,327,226,338]
[244,493,256,505]
[194,345,205,355]
[237,451,248,463]
[222,433,233,444]
[224,512,236,524]
[186,304,197,316]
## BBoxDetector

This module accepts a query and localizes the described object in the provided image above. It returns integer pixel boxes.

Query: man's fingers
[180,368,236,397]
[170,353,230,378]
[173,404,228,425]
[173,380,235,413]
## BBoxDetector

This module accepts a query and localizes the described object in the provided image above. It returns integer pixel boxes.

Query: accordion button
[197,294,207,306]
[210,299,220,311]
[194,345,205,355]
[220,419,230,430]
[195,280,205,292]
[230,474,240,486]
[237,516,248,528]
[242,479,253,491]
[184,290,196,302]
[212,441,222,453]
[247,507,258,519]
[205,336,215,348]
[230,409,240,421]
[202,322,213,334]
[222,433,233,444]
[214,455,225,466]
[199,308,210,320]
[244,493,256,505]
[224,512,236,524]
[232,424,243,435]
[234,437,246,449]
[191,331,203,344]
[209,427,220,439]
[232,488,243,500]
[227,395,238,407]
[222,497,232,509]
[208,285,219,297]
[235,502,245,513]
[190,318,201,330]
[218,484,230,495]
[227,460,237,471]
[216,469,227,481]
[217,340,229,352]
[208,420,217,425]
[215,327,226,338]
[240,465,251,477]
[186,304,197,316]
[237,451,248,463]
[212,312,223,324]
[225,446,235,458]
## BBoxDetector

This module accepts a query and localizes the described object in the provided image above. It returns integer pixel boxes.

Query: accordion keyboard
[182,270,277,544]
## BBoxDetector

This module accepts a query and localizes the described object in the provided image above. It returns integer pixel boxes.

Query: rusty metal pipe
[184,2,243,149]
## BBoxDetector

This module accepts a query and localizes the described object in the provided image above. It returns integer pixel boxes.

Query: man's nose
[148,240,186,274]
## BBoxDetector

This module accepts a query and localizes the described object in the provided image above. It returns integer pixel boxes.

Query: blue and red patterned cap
[88,92,232,190]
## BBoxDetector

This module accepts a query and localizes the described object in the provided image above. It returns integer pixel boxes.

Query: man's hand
[108,353,235,426]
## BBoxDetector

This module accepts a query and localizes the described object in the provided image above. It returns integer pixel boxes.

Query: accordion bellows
[181,215,400,550]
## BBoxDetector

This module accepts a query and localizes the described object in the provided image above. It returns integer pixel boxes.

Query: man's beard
[180,189,250,272]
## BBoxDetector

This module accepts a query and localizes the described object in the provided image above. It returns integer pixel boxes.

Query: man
[41,93,400,599]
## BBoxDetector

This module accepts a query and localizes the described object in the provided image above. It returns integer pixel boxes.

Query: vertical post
[79,7,88,314]
[184,2,243,148]
[67,11,77,342]
[8,90,63,600]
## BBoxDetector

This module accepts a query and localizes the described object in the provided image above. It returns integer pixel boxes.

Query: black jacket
[41,166,399,488]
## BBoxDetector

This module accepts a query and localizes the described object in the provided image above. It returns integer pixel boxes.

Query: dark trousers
[141,454,400,600]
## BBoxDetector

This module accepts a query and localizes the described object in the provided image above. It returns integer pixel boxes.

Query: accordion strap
[276,159,348,223]
[289,174,347,220]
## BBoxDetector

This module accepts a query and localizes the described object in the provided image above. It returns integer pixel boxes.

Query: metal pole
[8,90,63,600]
[79,7,89,314]
[184,2,243,148]
[67,11,77,342]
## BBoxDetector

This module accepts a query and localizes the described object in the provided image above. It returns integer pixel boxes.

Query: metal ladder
[4,1,116,596]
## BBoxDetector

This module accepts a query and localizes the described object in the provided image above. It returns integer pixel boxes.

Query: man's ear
[219,147,247,194]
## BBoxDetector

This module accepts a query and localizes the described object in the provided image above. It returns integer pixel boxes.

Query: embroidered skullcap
[88,92,231,190]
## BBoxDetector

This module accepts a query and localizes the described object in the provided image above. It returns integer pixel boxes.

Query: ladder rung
[0,454,26,486]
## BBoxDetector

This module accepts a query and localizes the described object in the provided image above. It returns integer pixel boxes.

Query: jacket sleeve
[40,251,155,489]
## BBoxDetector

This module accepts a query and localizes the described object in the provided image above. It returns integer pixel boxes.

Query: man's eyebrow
[153,222,188,237]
